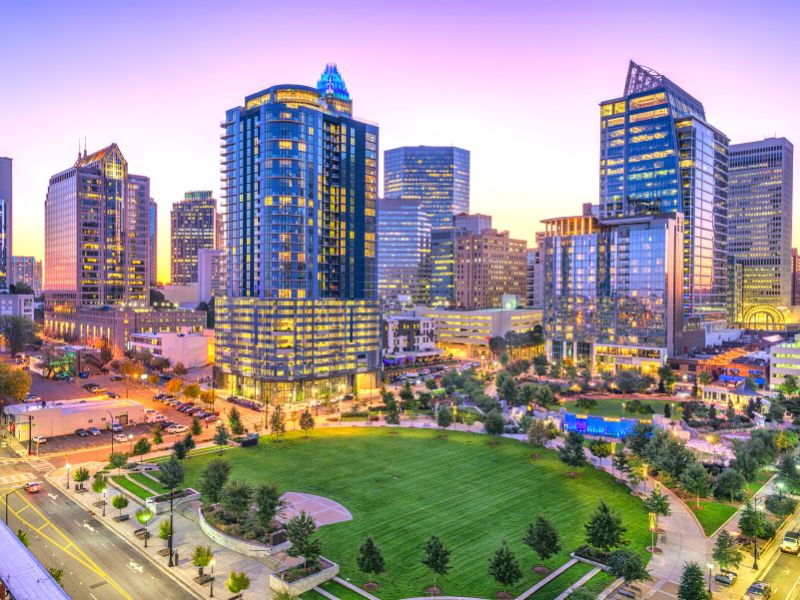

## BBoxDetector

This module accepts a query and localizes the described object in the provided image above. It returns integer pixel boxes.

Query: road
[0,454,193,600]
[762,550,800,599]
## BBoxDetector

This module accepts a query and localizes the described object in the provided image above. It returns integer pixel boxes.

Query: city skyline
[2,1,799,282]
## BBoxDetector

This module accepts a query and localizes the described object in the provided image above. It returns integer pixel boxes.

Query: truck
[780,530,800,554]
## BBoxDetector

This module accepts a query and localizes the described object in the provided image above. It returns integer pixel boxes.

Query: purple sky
[2,0,799,281]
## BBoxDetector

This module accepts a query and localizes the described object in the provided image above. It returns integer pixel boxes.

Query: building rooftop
[0,520,70,600]
[6,398,142,416]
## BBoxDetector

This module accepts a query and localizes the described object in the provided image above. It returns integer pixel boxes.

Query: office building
[149,198,158,285]
[130,329,210,369]
[377,198,431,305]
[384,146,470,229]
[771,337,800,389]
[171,191,218,285]
[600,61,729,329]
[542,212,684,374]
[728,138,794,327]
[0,294,34,320]
[198,248,226,303]
[455,228,527,309]
[215,64,381,403]
[527,233,545,309]
[793,248,800,306]
[0,158,12,292]
[11,256,42,295]
[382,315,441,365]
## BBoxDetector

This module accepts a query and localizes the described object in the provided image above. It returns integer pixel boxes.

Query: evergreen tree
[523,516,561,562]
[198,458,231,504]
[679,462,712,508]
[714,468,746,502]
[286,511,321,569]
[436,406,453,430]
[483,409,505,436]
[299,410,315,437]
[642,488,671,527]
[712,530,742,571]
[607,549,651,586]
[677,562,710,600]
[228,406,245,435]
[213,423,230,450]
[488,541,523,592]
[357,536,385,580]
[270,405,286,437]
[585,501,626,552]
[421,535,451,590]
[558,431,586,467]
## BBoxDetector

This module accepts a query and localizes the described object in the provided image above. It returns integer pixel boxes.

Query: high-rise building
[454,228,527,309]
[11,256,42,295]
[600,61,729,329]
[728,138,794,327]
[171,191,217,285]
[793,248,800,306]
[542,212,684,374]
[149,198,158,285]
[45,144,151,311]
[197,248,225,304]
[384,146,470,229]
[215,64,380,403]
[526,236,545,310]
[377,198,430,305]
[0,157,12,292]
[430,213,492,307]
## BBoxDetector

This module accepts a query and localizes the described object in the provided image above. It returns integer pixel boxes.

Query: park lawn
[565,397,681,420]
[111,475,152,501]
[130,472,167,495]
[529,561,595,600]
[745,469,774,498]
[690,499,738,536]
[180,427,649,599]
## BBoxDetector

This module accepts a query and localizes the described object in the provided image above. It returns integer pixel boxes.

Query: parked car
[111,375,124,381]
[715,570,737,586]
[83,383,98,391]
[87,427,101,436]
[204,415,220,424]
[165,424,188,434]
[78,371,90,379]
[781,531,800,554]
[24,482,41,494]
[113,433,128,443]
[32,435,46,444]
[110,423,123,433]
[744,582,772,599]
[75,428,89,438]
[92,387,108,395]
[106,391,119,399]
[178,403,196,413]
[153,393,166,401]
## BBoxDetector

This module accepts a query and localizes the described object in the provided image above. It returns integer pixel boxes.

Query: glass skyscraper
[600,61,729,329]
[377,197,431,305]
[170,191,218,285]
[384,146,470,229]
[215,64,380,403]
[728,138,794,327]
[0,157,12,292]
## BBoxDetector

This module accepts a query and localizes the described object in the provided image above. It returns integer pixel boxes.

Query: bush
[765,494,798,517]
[572,544,610,565]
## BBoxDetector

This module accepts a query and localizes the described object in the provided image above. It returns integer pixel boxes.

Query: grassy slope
[181,428,648,599]
[111,475,152,501]
[564,397,681,419]
[130,472,168,495]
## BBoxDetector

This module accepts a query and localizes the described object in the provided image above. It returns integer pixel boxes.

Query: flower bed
[145,488,200,514]
[269,557,339,595]
[198,506,290,557]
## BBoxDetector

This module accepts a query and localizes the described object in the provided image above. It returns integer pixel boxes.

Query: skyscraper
[215,64,380,403]
[170,191,217,285]
[728,138,794,327]
[0,157,12,292]
[11,256,42,295]
[377,198,430,305]
[149,198,158,286]
[197,248,225,304]
[430,213,492,307]
[600,61,729,329]
[45,144,151,311]
[384,146,470,229]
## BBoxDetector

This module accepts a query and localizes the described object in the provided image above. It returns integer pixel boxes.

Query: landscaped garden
[180,427,649,599]
[564,397,682,420]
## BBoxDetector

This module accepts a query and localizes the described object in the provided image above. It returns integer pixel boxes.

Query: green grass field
[689,499,738,536]
[564,397,681,420]
[111,475,152,501]
[180,427,649,599]
[130,472,167,495]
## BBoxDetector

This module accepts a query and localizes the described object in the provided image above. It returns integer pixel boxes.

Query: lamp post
[621,402,625,417]
[5,488,11,524]
[209,558,215,597]
[65,461,71,490]
[752,496,761,570]
[102,489,107,517]
[642,463,648,492]
[106,411,115,455]
[778,481,785,499]
[707,562,713,593]
[128,433,134,454]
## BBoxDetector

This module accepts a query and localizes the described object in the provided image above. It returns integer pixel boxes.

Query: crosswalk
[0,472,34,485]
[28,459,52,473]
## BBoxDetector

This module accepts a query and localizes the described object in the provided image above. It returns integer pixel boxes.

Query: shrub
[765,494,799,517]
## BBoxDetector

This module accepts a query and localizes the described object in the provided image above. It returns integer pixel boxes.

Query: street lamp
[65,461,71,490]
[752,496,761,570]
[128,433,134,454]
[209,557,215,597]
[642,463,648,492]
[102,489,107,517]
[106,411,115,455]
[706,562,713,593]
[778,481,785,499]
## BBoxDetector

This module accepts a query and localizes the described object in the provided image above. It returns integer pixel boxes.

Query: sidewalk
[47,463,275,599]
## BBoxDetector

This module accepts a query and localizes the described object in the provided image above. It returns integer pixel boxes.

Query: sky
[1,0,799,282]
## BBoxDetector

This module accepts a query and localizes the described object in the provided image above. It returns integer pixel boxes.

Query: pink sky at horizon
[1,0,798,282]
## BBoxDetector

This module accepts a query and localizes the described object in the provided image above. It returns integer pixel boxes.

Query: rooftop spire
[317,63,350,101]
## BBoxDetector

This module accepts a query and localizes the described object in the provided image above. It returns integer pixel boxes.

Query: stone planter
[269,558,339,595]
[198,507,290,557]
[145,488,200,515]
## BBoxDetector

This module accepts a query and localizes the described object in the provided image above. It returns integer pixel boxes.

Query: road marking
[47,492,58,500]
[127,560,144,573]
[82,521,96,533]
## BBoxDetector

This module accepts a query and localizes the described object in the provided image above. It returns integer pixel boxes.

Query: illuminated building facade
[377,198,430,305]
[454,228,527,309]
[11,256,42,295]
[170,191,218,285]
[728,138,794,327]
[542,212,683,374]
[215,64,380,403]
[149,198,158,285]
[197,248,225,303]
[793,248,800,306]
[527,233,545,309]
[430,213,492,307]
[600,61,729,329]
[0,157,12,292]
[384,146,470,229]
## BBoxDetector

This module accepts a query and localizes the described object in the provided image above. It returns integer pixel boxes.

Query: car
[715,569,737,586]
[32,435,46,444]
[113,433,128,443]
[193,410,208,418]
[111,375,124,381]
[83,383,98,391]
[153,414,167,423]
[75,428,89,437]
[204,415,220,424]
[78,371,89,379]
[110,423,123,433]
[153,393,166,401]
[106,391,119,399]
[24,482,41,494]
[744,581,772,599]
[92,387,107,395]
[24,393,42,403]
[781,531,800,554]
[178,403,195,413]
[185,407,202,415]
[87,427,101,436]
[165,424,188,434]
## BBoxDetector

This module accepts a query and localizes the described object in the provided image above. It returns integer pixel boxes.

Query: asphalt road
[0,456,193,600]
[762,544,800,599]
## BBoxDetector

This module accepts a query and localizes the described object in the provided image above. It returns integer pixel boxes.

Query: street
[762,550,800,599]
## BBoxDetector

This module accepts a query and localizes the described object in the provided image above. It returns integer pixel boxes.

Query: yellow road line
[1,491,133,600]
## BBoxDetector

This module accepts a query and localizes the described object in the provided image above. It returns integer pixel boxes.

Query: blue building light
[317,63,350,100]
[563,412,644,439]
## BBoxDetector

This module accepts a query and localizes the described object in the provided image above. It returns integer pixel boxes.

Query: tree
[190,417,202,436]
[714,468,746,503]
[698,371,712,386]
[679,462,711,508]
[198,458,232,504]
[73,466,90,490]
[612,448,629,479]
[607,549,651,586]
[172,439,188,459]
[132,437,152,461]
[225,571,251,595]
[436,406,453,430]
[533,354,549,377]
[92,474,107,502]
[663,403,672,419]
[213,423,229,450]
[159,519,173,546]
[357,536,385,581]
[483,409,505,436]
[147,373,160,386]
[642,489,671,527]
[523,516,561,563]
[489,336,507,357]
[270,405,286,437]
[496,371,519,405]
[173,362,188,376]
[488,541,523,592]
[135,507,154,547]
[421,535,451,590]
[299,410,315,437]
[254,483,286,530]
[776,430,799,453]
[712,530,742,571]
[576,397,597,411]
[549,362,563,379]
[0,315,36,357]
[228,406,245,435]
[588,440,613,461]
[678,562,710,600]
[192,545,213,578]
[111,494,129,519]
[183,383,201,401]
[158,454,185,566]
[585,501,626,552]
[778,453,800,493]
[47,566,64,586]
[623,423,652,457]
[109,451,128,474]
[165,378,183,395]
[152,425,163,447]
[770,399,786,423]
[0,363,32,402]
[220,480,253,523]
[781,374,799,397]
[286,511,321,569]
[558,431,586,467]
[385,397,401,425]
[657,365,675,392]
[739,499,771,539]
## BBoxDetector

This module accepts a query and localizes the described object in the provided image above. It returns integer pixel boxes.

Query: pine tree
[421,535,451,590]
[270,405,286,437]
[677,562,710,600]
[642,489,671,527]
[523,516,561,563]
[357,536,385,581]
[585,501,626,552]
[299,410,315,437]
[712,530,742,571]
[558,431,587,467]
[679,462,711,508]
[488,541,523,592]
